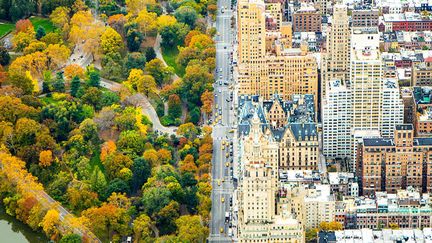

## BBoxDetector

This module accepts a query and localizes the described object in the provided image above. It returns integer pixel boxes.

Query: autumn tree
[101,27,124,55]
[125,0,156,15]
[100,140,117,161]
[44,44,71,69]
[39,150,53,167]
[175,215,208,242]
[103,152,133,180]
[180,63,213,105]
[42,209,60,240]
[16,19,34,33]
[177,123,199,139]
[143,149,159,167]
[319,221,343,231]
[13,31,35,52]
[136,9,158,37]
[50,6,70,34]
[107,14,127,37]
[133,214,153,242]
[200,90,213,114]
[23,41,47,54]
[81,203,131,240]
[0,65,7,87]
[157,15,177,31]
[126,69,157,96]
[64,64,85,81]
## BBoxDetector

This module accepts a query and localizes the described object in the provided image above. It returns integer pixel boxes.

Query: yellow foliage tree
[41,209,60,240]
[157,15,177,30]
[64,64,86,81]
[135,9,158,36]
[125,0,156,16]
[25,71,39,94]
[39,150,53,167]
[100,27,124,55]
[44,44,71,69]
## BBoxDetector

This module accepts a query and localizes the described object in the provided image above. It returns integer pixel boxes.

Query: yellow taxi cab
[221,197,225,203]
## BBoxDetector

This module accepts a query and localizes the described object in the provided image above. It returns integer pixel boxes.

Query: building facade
[292,4,322,32]
[237,0,319,108]
[321,4,350,99]
[357,124,432,196]
[323,79,352,159]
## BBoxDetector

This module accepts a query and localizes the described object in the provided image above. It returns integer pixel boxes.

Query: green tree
[124,52,146,72]
[9,74,34,95]
[88,70,100,87]
[144,58,173,86]
[131,157,151,192]
[70,76,81,97]
[145,47,156,61]
[59,233,82,243]
[174,6,198,28]
[36,26,46,40]
[0,46,10,65]
[155,200,179,235]
[142,187,171,216]
[168,94,182,119]
[159,23,190,47]
[126,23,143,52]
[116,130,146,157]
[52,72,65,92]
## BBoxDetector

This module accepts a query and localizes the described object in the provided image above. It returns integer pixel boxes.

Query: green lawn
[0,22,14,38]
[162,46,185,77]
[30,16,55,33]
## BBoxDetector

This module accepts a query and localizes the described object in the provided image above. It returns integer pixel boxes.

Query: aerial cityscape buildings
[210,0,432,241]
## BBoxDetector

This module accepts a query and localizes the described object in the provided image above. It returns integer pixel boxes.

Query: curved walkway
[99,78,178,136]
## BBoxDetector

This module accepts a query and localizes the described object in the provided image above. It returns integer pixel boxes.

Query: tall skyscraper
[321,4,350,100]
[350,27,383,131]
[323,79,352,159]
[238,0,266,64]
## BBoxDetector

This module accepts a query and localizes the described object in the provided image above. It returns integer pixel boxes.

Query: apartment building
[292,4,322,32]
[381,79,404,138]
[322,80,352,160]
[321,4,350,99]
[336,188,432,230]
[237,0,318,108]
[350,27,383,132]
[357,124,432,196]
[237,112,305,242]
[281,184,336,229]
[383,12,432,32]
[412,58,432,86]
[351,8,379,27]
[239,94,319,171]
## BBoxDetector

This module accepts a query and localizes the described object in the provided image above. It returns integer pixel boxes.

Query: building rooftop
[413,86,432,104]
[384,12,432,22]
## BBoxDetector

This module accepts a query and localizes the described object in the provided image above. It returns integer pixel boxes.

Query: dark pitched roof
[363,138,394,147]
[289,123,317,141]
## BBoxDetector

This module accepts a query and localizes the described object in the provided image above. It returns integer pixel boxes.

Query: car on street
[221,197,225,203]
[225,162,229,167]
